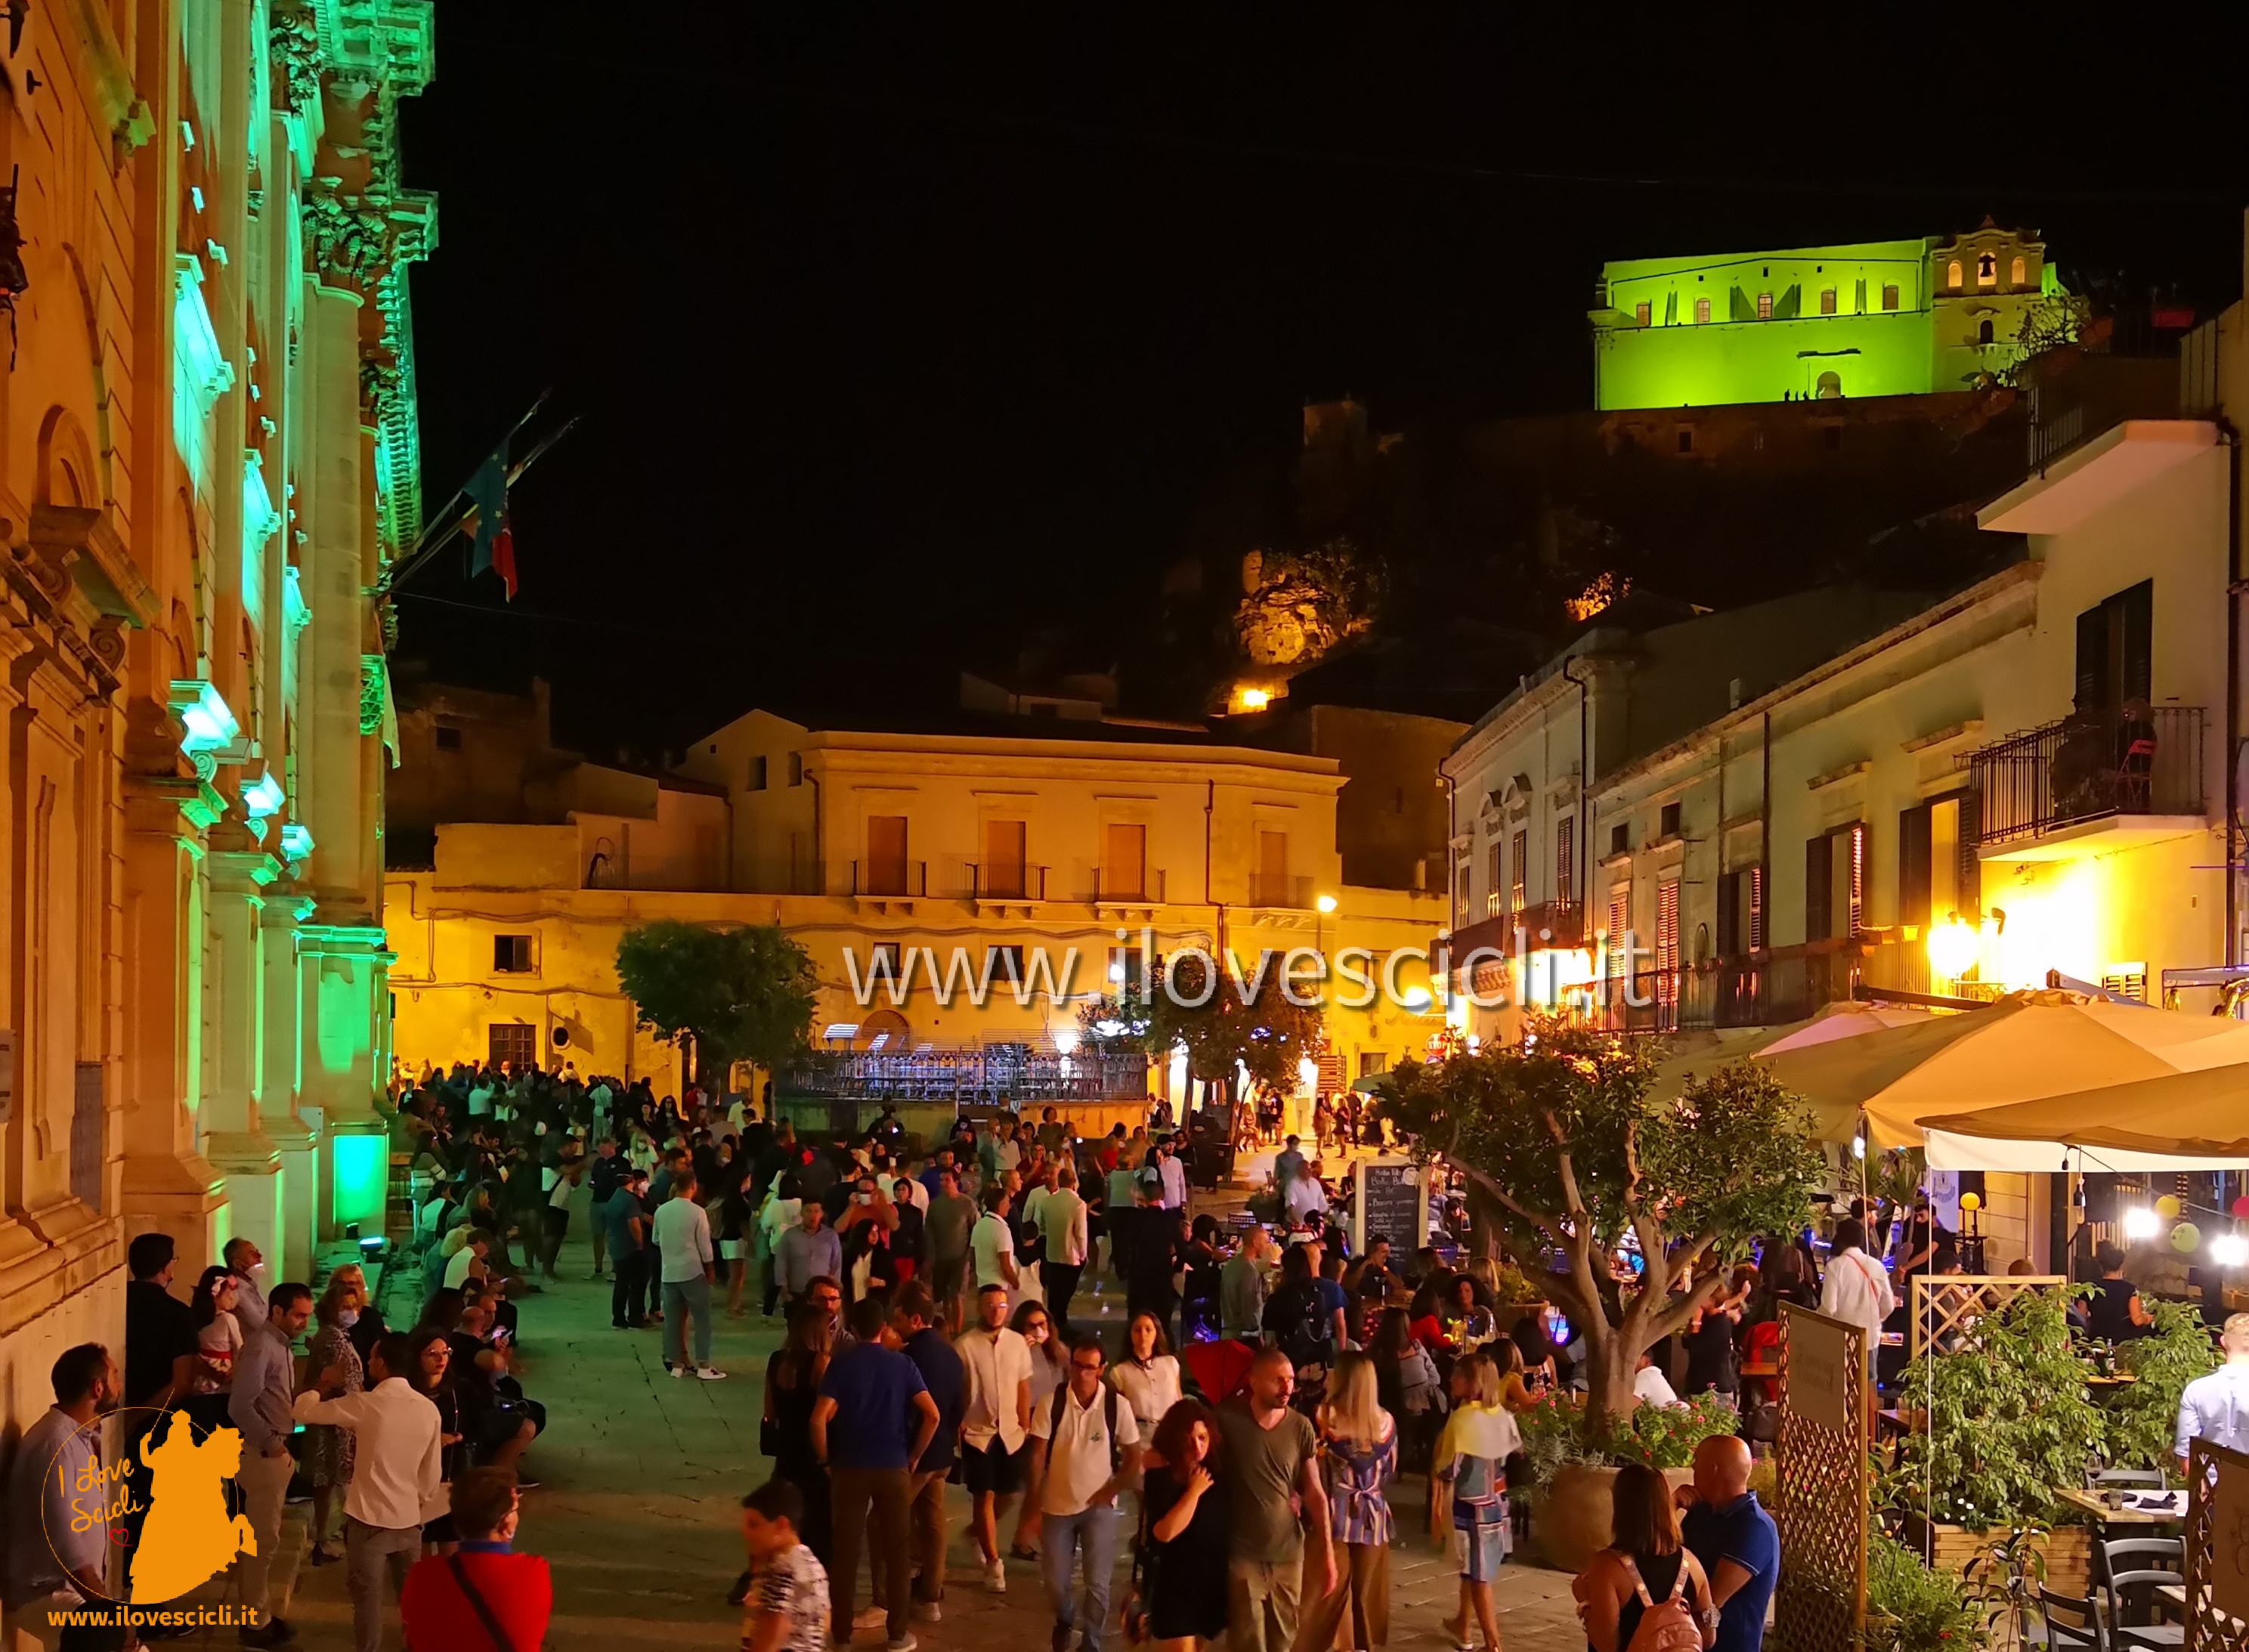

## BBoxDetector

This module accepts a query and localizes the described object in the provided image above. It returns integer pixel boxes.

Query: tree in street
[1382,1017,1823,1428]
[1142,951,1325,1110]
[614,919,818,1090]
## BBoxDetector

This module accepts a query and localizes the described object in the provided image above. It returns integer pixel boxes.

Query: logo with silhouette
[39,1407,260,1606]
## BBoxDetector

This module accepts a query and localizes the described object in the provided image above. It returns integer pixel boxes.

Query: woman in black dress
[762,1299,834,1562]
[1140,1396,1229,1650]
[406,1328,468,1556]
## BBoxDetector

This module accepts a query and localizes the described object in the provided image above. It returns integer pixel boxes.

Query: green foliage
[1488,1263,1544,1307]
[1866,1531,1989,1652]
[1379,1020,1824,1422]
[1963,1522,2050,1652]
[1075,992,1153,1056]
[1511,1390,1743,1495]
[614,920,818,1083]
[2107,1297,2218,1470]
[1143,953,1324,1097]
[1891,1288,2107,1530]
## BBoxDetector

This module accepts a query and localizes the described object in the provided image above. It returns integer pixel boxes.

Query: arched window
[1815,370,1842,400]
[1977,252,1997,286]
[1947,260,1963,290]
[1978,318,1994,345]
[2011,255,2026,288]
[1756,291,1773,320]
[1819,288,1837,315]
[1694,296,1711,325]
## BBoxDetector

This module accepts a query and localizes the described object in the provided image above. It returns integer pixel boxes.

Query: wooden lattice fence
[1775,1303,1868,1652]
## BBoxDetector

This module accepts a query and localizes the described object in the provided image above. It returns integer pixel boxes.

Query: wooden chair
[2099,1536,2185,1652]
[2087,1466,2167,1491]
[2037,1584,2109,1652]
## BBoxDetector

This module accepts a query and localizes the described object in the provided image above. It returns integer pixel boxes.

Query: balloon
[2172,1221,2203,1253]
[2231,1196,2249,1219]
[2157,1195,2183,1218]
[1959,1193,1981,1213]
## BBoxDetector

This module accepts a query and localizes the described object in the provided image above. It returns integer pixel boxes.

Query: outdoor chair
[2036,1584,2109,1652]
[2099,1536,2185,1652]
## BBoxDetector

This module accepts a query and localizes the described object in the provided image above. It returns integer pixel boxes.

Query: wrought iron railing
[969,862,1046,901]
[1964,705,2205,848]
[852,858,927,897]
[1248,873,1313,908]
[1097,866,1165,903]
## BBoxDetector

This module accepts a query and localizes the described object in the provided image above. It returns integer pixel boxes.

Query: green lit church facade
[1591,221,2061,410]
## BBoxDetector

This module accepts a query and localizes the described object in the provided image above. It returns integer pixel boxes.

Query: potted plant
[1886,1289,2105,1600]
[2105,1297,2218,1471]
[1514,1390,1743,1572]
[1865,1530,1990,1652]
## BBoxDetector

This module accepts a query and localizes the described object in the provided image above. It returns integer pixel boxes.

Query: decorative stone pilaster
[201,840,283,1273]
[261,884,319,1282]
[298,920,395,1237]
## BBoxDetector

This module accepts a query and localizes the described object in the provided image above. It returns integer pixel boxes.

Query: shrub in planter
[1516,1391,1743,1571]
[2107,1297,2218,1471]
[1865,1530,1988,1652]
[1889,1288,2106,1530]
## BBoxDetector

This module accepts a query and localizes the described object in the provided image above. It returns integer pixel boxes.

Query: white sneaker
[669,1364,685,1379]
[853,1607,888,1629]
[985,1558,1007,1592]
[913,1601,941,1623]
[695,1366,728,1381]
[886,1638,917,1652]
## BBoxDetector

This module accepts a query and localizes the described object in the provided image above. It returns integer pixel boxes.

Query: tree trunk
[1582,1326,1641,1432]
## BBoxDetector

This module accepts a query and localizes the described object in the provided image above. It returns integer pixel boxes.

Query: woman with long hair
[1573,1462,1715,1652]
[186,1266,242,1437]
[1299,1351,1398,1650]
[1139,1397,1228,1650]
[302,1276,366,1564]
[1369,1305,1444,1446]
[836,1172,899,1303]
[763,1298,835,1562]
[330,1261,389,1367]
[1007,1297,1066,1560]
[1110,1311,1183,1437]
[1434,1349,1524,1652]
[405,1328,466,1557]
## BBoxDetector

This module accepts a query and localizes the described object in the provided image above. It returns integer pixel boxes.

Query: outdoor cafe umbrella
[1919,1062,2249,1171]
[1650,999,1935,1100]
[1749,988,2249,1147]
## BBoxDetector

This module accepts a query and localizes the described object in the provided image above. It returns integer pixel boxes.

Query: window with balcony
[982,818,1029,899]
[1898,795,1966,928]
[1804,823,1865,942]
[865,815,909,896]
[1716,865,1764,955]
[1103,823,1147,901]
[2077,580,2153,713]
[1606,883,1631,964]
[1253,829,1293,906]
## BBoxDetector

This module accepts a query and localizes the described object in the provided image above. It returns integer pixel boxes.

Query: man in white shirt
[1283,1167,1327,1227]
[1028,1337,1140,1652]
[1035,1168,1090,1333]
[954,1283,1035,1592]
[1155,1139,1187,1211]
[2177,1312,2249,1467]
[1633,1350,1683,1407]
[971,1185,1020,1298]
[295,1334,444,1652]
[5,1343,118,1642]
[651,1171,725,1381]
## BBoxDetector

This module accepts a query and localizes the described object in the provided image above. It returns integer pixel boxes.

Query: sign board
[2207,1449,2249,1626]
[1780,1303,1853,1434]
[1353,1159,1428,1258]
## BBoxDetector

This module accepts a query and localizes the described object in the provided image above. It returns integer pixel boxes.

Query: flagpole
[378,392,557,594]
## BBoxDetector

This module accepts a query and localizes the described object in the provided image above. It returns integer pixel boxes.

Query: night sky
[396,10,2249,757]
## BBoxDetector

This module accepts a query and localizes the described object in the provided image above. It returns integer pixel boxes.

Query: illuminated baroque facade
[1591,224,2059,408]
[0,0,428,1421]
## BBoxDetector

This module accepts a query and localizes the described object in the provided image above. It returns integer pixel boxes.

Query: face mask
[338,1308,360,1328]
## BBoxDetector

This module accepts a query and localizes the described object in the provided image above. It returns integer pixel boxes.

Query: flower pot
[1535,1463,1696,1573]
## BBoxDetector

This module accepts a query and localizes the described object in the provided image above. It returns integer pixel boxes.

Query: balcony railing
[1248,873,1313,908]
[785,1044,1150,1104]
[969,862,1047,901]
[788,861,825,896]
[1595,967,1703,1035]
[1712,939,1867,1029]
[1097,867,1166,903]
[1964,705,2206,849]
[1517,898,1584,948]
[852,858,927,898]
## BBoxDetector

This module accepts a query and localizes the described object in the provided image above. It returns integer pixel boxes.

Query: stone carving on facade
[270,4,323,114]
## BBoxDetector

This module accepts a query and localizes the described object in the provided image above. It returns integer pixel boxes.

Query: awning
[1922,1063,2249,1171]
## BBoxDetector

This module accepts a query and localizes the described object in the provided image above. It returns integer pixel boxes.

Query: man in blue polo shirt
[1680,1434,1779,1652]
[813,1296,940,1652]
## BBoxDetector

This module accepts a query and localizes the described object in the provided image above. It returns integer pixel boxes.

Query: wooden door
[866,815,908,895]
[1103,823,1145,900]
[984,819,1027,898]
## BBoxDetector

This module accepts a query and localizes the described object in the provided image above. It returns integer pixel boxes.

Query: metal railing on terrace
[784,1044,1149,1103]
[969,862,1047,900]
[1964,705,2206,849]
[852,859,927,897]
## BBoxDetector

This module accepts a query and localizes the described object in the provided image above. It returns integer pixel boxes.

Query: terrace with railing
[1964,704,2205,850]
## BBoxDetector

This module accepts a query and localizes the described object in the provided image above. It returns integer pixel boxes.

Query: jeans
[344,1517,420,1652]
[612,1249,648,1325]
[831,1465,913,1644]
[1041,1260,1082,1330]
[664,1273,713,1366]
[234,1446,296,1626]
[1041,1503,1118,1652]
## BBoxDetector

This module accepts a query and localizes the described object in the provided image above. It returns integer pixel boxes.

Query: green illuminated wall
[332,1132,388,1230]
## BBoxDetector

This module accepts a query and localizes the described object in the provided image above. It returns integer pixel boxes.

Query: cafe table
[2050,1486,2186,1525]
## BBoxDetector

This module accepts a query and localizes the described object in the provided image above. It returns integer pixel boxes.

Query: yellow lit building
[0,0,431,1431]
[384,680,1452,1116]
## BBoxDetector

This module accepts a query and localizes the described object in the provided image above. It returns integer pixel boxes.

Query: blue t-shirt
[819,1344,930,1471]
[1682,1492,1780,1652]
[902,1327,966,1474]
[1314,1276,1350,1326]
[604,1193,645,1258]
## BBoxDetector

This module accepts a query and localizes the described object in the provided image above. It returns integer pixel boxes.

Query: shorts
[719,1239,746,1261]
[961,1437,1027,1496]
[933,1254,970,1304]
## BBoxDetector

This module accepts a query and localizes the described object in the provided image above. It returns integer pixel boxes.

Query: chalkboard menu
[1354,1161,1426,1257]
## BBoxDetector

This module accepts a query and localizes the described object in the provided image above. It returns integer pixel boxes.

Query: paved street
[268,1222,1577,1650]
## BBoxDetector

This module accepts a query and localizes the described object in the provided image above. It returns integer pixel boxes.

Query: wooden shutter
[1805,836,1831,942]
[1511,830,1528,911]
[1555,817,1575,911]
[1104,823,1146,900]
[867,815,908,895]
[1898,803,1933,929]
[984,819,1027,899]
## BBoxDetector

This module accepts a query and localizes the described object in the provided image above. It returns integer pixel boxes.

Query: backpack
[1049,1382,1125,1476]
[1265,1279,1332,1372]
[1621,1556,1706,1652]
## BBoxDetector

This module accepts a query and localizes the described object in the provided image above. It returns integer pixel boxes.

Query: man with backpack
[1026,1335,1141,1652]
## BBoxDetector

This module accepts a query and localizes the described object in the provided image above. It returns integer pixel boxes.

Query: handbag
[445,1555,519,1652]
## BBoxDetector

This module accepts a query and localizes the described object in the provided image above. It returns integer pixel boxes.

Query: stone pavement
[268,1225,1580,1650]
